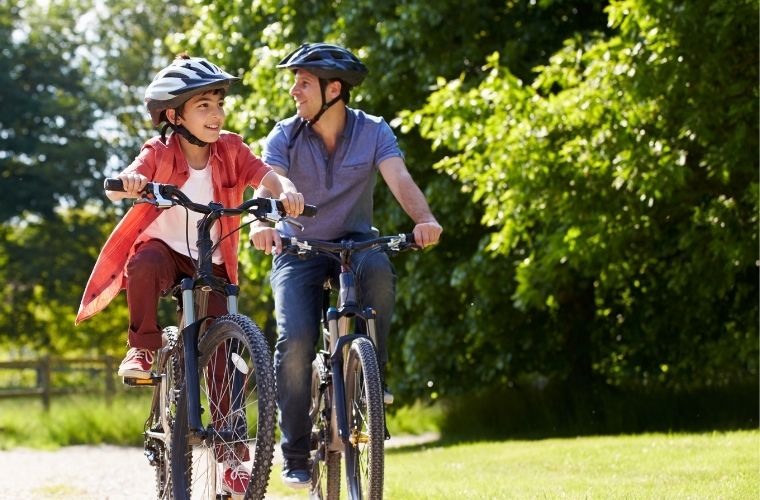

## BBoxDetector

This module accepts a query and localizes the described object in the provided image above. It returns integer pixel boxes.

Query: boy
[76,54,304,494]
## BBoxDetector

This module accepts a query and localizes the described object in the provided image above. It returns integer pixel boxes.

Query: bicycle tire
[343,337,385,500]
[309,355,341,500]
[146,326,182,499]
[171,314,277,500]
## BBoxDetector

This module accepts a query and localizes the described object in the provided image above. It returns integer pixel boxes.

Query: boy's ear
[165,108,178,123]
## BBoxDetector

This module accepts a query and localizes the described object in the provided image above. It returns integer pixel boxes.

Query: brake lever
[259,199,305,231]
[261,199,283,224]
[387,234,419,253]
[282,217,305,231]
[135,184,174,208]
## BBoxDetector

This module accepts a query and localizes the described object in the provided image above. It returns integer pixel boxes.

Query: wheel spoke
[169,315,276,499]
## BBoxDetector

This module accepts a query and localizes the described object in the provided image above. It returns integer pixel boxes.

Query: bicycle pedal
[123,375,161,387]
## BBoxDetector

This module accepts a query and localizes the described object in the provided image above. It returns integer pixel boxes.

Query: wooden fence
[0,356,119,410]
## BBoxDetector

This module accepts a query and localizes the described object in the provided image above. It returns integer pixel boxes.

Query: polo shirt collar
[340,107,355,139]
[302,107,355,141]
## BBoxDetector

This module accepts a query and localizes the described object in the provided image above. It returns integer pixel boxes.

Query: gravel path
[0,433,438,499]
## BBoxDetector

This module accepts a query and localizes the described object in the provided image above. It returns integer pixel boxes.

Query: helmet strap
[310,79,342,125]
[287,79,341,149]
[164,122,209,147]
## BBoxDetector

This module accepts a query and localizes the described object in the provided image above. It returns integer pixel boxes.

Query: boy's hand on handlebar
[413,221,443,249]
[250,225,283,255]
[116,173,148,197]
[279,191,305,217]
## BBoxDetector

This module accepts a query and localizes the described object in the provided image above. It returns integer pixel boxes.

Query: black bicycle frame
[178,205,245,440]
[325,259,379,447]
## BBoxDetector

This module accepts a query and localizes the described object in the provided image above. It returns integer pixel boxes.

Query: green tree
[170,0,611,399]
[80,0,192,163]
[0,0,187,353]
[0,0,107,221]
[409,0,758,391]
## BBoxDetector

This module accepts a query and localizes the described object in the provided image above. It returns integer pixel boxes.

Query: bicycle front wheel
[343,336,385,500]
[309,353,341,500]
[171,314,277,500]
[147,326,182,498]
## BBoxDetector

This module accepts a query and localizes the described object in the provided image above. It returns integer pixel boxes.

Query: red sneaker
[222,460,251,495]
[117,348,154,379]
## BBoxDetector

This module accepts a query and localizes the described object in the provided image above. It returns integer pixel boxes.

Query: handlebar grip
[104,178,125,192]
[273,200,317,217]
[404,232,416,244]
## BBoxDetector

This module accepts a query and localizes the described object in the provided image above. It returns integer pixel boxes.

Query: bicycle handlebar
[281,233,418,257]
[104,178,317,219]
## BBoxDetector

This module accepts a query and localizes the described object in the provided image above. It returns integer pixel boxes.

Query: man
[250,42,442,488]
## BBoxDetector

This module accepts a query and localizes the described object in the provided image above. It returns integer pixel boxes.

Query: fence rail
[0,356,118,410]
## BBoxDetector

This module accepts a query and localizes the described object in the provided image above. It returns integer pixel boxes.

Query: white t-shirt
[142,165,223,264]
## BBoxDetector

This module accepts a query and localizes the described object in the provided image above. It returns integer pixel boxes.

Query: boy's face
[169,90,226,143]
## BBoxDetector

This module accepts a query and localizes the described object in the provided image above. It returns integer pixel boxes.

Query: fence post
[39,355,51,411]
[104,355,115,406]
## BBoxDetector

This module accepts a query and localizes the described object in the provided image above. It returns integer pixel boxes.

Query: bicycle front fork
[179,277,242,438]
[325,306,379,448]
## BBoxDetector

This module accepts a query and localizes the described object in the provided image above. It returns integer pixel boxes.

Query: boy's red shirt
[76,132,272,324]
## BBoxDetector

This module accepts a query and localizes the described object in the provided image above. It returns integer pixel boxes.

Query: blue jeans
[270,236,396,461]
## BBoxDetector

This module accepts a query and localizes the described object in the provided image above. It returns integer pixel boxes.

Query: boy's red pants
[126,239,250,461]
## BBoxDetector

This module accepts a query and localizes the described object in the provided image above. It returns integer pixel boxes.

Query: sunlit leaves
[411,0,758,388]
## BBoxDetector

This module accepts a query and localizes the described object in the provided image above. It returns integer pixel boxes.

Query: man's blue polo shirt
[263,107,403,240]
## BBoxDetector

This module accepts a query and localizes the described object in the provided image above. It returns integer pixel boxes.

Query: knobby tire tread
[170,314,276,500]
[344,337,385,500]
[309,355,341,500]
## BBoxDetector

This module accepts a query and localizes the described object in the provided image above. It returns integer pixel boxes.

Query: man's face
[289,69,324,120]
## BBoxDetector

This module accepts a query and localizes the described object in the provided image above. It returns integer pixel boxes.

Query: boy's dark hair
[161,87,227,124]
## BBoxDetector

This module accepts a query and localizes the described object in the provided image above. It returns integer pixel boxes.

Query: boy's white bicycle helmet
[145,56,239,127]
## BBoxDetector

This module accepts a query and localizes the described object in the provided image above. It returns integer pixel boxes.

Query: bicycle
[280,233,418,500]
[104,178,315,500]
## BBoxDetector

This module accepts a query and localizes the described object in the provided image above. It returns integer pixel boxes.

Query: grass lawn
[265,430,758,498]
[0,395,441,449]
[2,395,757,498]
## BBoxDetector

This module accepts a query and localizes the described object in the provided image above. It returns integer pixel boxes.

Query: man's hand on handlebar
[278,191,305,218]
[413,220,443,249]
[250,225,283,256]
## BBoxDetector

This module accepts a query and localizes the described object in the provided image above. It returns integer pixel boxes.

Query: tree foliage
[0,0,182,353]
[409,0,758,391]
[3,0,756,407]
[0,0,107,221]
[172,0,614,399]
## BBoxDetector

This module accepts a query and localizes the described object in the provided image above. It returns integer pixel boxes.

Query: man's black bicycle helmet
[278,43,368,147]
[277,43,368,87]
